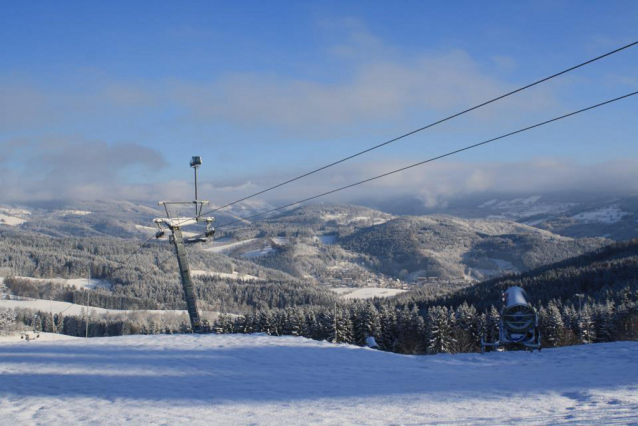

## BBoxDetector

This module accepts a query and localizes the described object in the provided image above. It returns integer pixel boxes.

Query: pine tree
[578,303,596,344]
[484,305,500,345]
[540,301,564,347]
[379,306,397,352]
[0,308,15,334]
[352,304,367,346]
[454,302,480,352]
[54,313,64,334]
[335,307,353,344]
[361,303,381,343]
[594,300,615,343]
[233,315,247,334]
[426,306,454,354]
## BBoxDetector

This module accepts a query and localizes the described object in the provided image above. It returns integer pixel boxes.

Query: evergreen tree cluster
[210,287,638,355]
[0,308,17,334]
[12,308,193,337]
[0,231,324,312]
[4,229,638,357]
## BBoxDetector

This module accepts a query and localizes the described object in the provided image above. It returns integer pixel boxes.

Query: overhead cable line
[197,41,637,219]
[106,234,162,276]
[213,90,638,230]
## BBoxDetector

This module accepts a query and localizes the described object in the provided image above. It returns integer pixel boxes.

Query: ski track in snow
[0,335,636,425]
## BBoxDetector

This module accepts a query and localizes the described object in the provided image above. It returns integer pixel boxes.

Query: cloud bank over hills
[2,139,638,210]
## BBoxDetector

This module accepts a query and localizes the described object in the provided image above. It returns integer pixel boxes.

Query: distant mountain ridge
[339,214,607,280]
[362,193,638,241]
[0,198,622,285]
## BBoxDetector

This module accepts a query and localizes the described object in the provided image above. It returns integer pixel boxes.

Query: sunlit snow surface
[1,334,637,425]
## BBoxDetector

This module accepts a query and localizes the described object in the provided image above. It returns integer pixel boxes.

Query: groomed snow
[0,332,76,343]
[0,334,636,425]
[202,238,258,253]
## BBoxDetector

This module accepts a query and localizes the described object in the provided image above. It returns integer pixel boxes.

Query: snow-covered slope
[2,275,112,290]
[0,208,30,226]
[0,298,190,317]
[1,334,636,425]
[340,215,608,280]
[330,287,407,299]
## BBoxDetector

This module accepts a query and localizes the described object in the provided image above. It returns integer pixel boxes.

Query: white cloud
[223,158,638,209]
[0,136,167,202]
[0,24,557,137]
[2,137,637,209]
[170,49,555,133]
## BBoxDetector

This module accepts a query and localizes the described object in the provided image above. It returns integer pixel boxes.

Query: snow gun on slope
[481,286,541,353]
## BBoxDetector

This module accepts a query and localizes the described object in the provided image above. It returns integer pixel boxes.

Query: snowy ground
[1,275,112,290]
[0,212,28,226]
[202,238,258,254]
[191,269,260,281]
[1,334,636,425]
[330,287,407,299]
[0,298,190,317]
[572,206,630,224]
[0,332,76,343]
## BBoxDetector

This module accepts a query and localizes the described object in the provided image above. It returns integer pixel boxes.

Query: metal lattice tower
[154,156,214,333]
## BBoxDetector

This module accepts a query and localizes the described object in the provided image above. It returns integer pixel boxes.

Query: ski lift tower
[153,156,215,333]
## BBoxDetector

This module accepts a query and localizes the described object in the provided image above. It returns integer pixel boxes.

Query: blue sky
[1,1,637,205]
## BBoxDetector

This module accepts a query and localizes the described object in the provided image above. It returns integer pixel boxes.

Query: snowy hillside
[0,275,112,290]
[1,334,636,425]
[0,298,190,317]
[339,215,607,280]
[330,287,407,299]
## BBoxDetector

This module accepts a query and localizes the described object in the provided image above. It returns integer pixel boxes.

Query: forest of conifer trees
[3,233,638,355]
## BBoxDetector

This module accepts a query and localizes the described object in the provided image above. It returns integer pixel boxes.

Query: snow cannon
[480,286,541,353]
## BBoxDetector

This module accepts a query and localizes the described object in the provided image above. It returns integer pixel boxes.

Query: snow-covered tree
[378,306,397,352]
[0,308,16,334]
[594,300,616,343]
[484,305,500,344]
[427,306,454,354]
[540,300,564,347]
[454,302,480,352]
[578,304,596,344]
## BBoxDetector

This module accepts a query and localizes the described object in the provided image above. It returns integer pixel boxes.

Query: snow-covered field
[0,298,189,317]
[0,212,28,226]
[191,269,260,281]
[330,287,407,299]
[0,334,636,425]
[241,245,276,259]
[0,332,76,343]
[573,206,630,224]
[202,238,258,254]
[1,275,112,290]
[202,237,284,259]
